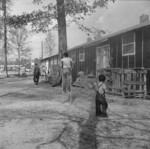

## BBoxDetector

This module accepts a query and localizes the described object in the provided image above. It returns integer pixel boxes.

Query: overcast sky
[11,0,150,59]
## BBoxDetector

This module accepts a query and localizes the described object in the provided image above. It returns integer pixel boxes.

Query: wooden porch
[97,68,148,98]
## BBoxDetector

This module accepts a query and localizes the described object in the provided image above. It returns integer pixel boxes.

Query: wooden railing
[97,68,147,98]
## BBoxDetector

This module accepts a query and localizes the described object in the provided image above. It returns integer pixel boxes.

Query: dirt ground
[0,77,150,149]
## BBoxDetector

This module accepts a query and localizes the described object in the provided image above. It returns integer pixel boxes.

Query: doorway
[96,45,110,76]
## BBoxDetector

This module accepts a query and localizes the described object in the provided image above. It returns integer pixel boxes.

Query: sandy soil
[0,78,150,149]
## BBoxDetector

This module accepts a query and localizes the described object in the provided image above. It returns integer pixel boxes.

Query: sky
[11,0,150,59]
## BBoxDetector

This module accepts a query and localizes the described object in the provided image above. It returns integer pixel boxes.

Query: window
[50,60,53,66]
[122,32,135,56]
[96,45,110,70]
[71,54,76,62]
[54,59,57,65]
[79,53,85,61]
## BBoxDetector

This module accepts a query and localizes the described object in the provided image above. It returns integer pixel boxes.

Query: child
[60,52,73,94]
[94,74,108,117]
[33,63,41,85]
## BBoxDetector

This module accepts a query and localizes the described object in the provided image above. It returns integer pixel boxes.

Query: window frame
[54,58,57,65]
[71,54,76,62]
[79,53,85,62]
[122,32,135,56]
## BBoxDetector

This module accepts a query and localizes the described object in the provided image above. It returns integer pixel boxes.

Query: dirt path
[0,78,150,149]
[0,79,96,149]
[96,96,150,149]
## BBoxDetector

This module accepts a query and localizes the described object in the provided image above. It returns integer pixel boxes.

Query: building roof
[41,21,150,61]
[70,21,150,50]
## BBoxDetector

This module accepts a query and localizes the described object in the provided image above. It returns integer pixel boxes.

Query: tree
[43,30,56,58]
[92,28,106,40]
[0,0,12,76]
[3,0,8,76]
[9,27,31,75]
[57,0,67,58]
[82,27,110,40]
[7,0,115,58]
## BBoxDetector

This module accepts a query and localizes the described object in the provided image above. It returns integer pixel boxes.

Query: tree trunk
[41,41,43,59]
[3,0,8,77]
[18,47,21,76]
[56,0,67,59]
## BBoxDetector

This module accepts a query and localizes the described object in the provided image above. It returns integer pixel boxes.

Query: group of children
[33,52,108,117]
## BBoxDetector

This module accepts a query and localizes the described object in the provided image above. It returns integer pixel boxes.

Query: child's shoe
[100,113,108,118]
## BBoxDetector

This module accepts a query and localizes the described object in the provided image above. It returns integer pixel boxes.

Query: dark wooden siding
[136,29,142,68]
[78,47,85,73]
[76,48,79,76]
[41,24,150,82]
[85,47,90,75]
[110,39,114,68]
[114,33,136,69]
[118,37,122,68]
[129,55,134,68]
[56,55,59,64]
[110,37,122,68]
[71,47,81,80]
[48,59,50,69]
[143,26,150,68]
[122,56,128,68]
[85,45,96,75]
[110,38,117,68]
[53,55,58,65]
[68,49,78,82]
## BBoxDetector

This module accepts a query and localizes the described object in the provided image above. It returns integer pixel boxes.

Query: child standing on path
[33,63,41,85]
[60,52,73,97]
[94,74,108,117]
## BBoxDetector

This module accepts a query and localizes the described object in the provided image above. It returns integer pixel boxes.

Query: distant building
[0,65,19,71]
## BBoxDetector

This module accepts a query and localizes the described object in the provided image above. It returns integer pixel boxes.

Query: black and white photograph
[0,0,150,148]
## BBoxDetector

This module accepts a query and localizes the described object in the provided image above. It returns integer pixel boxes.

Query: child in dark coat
[33,63,41,85]
[94,74,108,117]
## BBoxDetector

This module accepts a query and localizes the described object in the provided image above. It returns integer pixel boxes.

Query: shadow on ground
[78,93,98,149]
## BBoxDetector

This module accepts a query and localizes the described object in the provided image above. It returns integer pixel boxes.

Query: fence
[97,68,147,98]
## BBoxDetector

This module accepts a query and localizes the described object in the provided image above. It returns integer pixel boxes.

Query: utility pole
[3,0,8,77]
[57,0,67,59]
[41,41,43,59]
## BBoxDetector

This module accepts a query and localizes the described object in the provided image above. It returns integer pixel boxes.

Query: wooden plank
[133,73,136,97]
[124,81,146,85]
[121,73,124,87]
[139,73,142,91]
[96,68,148,98]
[72,84,85,88]
[144,73,147,96]
[107,91,123,96]
[145,95,150,100]
[107,85,123,91]
[123,90,145,93]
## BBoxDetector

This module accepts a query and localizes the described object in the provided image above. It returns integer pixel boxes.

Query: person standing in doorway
[60,52,73,96]
[33,63,41,85]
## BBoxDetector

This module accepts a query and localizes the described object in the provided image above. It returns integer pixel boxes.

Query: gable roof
[41,21,150,61]
[69,21,150,50]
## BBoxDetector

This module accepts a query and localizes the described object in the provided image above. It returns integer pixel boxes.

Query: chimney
[87,37,92,43]
[140,14,149,23]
